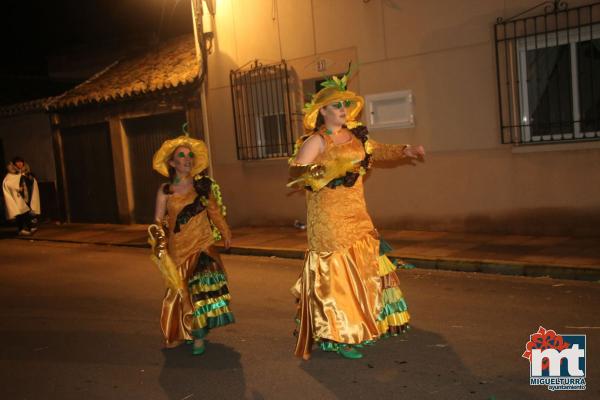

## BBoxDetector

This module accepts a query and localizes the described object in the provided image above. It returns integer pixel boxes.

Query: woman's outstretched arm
[368,140,425,162]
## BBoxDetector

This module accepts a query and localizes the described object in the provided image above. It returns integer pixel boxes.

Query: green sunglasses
[177,151,195,158]
[330,100,353,109]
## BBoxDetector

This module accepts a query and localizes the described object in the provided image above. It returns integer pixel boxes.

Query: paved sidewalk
[2,222,600,281]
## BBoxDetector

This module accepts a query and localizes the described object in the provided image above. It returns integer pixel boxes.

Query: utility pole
[190,0,214,175]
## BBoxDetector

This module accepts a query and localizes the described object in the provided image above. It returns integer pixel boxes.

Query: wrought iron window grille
[495,1,600,145]
[230,60,294,160]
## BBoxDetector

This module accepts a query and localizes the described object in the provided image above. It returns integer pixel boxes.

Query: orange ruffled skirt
[161,247,234,347]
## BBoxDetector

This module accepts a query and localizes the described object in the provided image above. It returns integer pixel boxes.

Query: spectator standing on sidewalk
[2,156,40,235]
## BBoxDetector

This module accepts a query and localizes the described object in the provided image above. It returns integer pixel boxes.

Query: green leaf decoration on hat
[303,75,346,112]
[320,74,348,91]
[319,62,354,91]
[302,62,356,113]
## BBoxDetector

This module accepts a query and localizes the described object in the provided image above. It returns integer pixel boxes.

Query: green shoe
[192,342,205,356]
[337,346,363,359]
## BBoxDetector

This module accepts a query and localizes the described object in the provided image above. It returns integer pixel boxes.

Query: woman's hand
[403,145,425,159]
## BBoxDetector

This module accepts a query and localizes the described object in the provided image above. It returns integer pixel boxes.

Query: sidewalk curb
[10,236,600,282]
[220,246,600,282]
[11,236,149,249]
[401,257,600,282]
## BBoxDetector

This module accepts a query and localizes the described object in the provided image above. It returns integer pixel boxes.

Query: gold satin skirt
[292,233,410,358]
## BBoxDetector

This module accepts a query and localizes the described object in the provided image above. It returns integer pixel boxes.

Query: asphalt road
[0,239,598,400]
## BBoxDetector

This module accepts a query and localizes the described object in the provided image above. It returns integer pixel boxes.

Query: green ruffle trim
[319,341,366,352]
[379,238,393,256]
[379,239,415,269]
[319,341,337,352]
[192,312,235,338]
[379,299,408,319]
[318,332,409,351]
[192,298,230,317]
[318,338,378,352]
[188,272,228,287]
[315,323,411,351]
[379,286,409,319]
[210,179,227,242]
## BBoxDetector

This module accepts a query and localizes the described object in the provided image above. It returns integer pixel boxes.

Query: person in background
[2,156,40,235]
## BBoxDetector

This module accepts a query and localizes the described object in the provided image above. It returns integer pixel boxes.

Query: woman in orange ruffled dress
[289,74,425,360]
[150,135,234,355]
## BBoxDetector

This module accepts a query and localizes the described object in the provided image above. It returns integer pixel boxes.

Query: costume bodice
[166,190,214,265]
[312,128,366,172]
[306,129,375,252]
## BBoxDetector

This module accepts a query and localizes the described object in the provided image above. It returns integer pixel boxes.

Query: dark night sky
[0,0,193,105]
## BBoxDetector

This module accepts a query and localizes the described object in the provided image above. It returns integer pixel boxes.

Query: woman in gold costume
[289,74,425,360]
[150,135,234,355]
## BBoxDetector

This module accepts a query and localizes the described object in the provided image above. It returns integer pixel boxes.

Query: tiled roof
[0,97,54,118]
[48,34,199,110]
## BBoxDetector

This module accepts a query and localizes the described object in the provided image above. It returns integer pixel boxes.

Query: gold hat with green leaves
[303,74,364,132]
[152,135,209,177]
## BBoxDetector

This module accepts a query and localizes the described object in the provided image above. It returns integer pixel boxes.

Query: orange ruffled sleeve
[366,139,409,162]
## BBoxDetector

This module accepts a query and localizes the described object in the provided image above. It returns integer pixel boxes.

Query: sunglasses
[330,100,353,109]
[177,151,195,158]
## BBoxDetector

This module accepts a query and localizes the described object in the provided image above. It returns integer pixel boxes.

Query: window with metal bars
[229,60,294,160]
[495,1,600,144]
